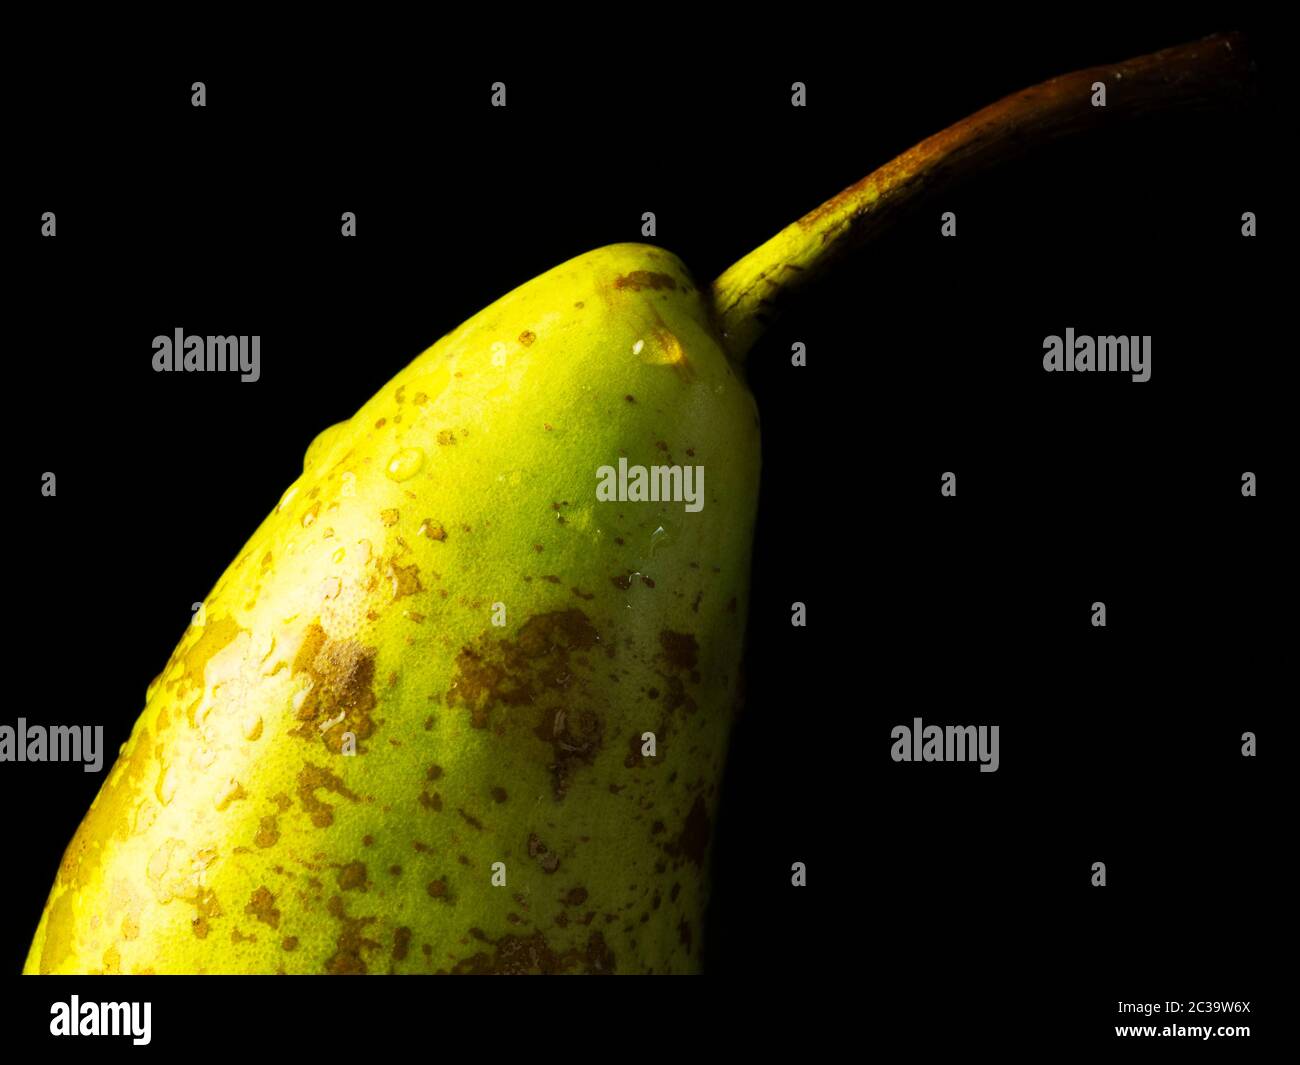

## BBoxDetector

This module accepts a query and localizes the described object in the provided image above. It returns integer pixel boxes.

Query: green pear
[25,32,1248,974]
[27,243,757,975]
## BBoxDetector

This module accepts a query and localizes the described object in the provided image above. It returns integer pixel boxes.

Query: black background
[8,16,1285,1052]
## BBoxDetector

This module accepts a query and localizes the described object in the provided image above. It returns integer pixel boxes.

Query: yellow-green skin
[25,244,759,975]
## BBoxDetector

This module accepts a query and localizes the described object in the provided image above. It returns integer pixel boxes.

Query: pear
[25,32,1249,974]
[27,244,757,975]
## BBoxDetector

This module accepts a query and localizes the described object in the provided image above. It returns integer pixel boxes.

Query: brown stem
[712,32,1256,363]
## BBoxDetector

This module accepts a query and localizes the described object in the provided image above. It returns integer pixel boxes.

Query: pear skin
[26,244,759,974]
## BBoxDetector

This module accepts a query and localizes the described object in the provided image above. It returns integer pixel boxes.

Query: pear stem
[712,32,1255,364]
